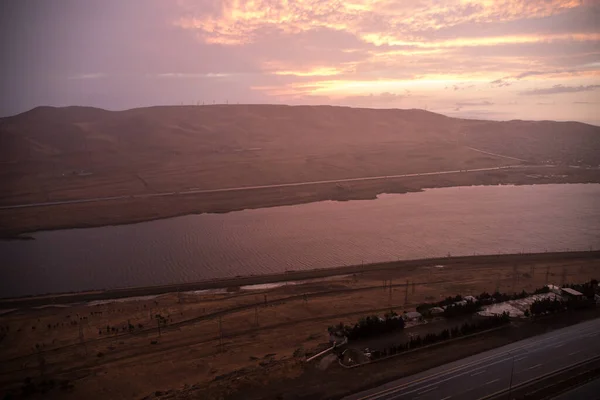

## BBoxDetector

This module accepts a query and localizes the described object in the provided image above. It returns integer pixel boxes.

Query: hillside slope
[1,105,599,206]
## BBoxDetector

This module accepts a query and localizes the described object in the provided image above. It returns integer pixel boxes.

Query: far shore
[1,165,599,239]
[2,250,598,308]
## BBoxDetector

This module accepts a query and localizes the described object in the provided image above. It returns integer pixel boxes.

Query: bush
[443,301,481,318]
[377,312,510,359]
[530,298,564,316]
[329,310,405,341]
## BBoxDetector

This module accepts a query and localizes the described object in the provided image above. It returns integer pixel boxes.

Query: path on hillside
[0,164,542,210]
[466,146,528,162]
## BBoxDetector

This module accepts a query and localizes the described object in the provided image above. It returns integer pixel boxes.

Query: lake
[1,184,599,298]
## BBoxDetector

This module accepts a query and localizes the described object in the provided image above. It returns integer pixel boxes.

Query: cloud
[152,73,232,79]
[519,84,600,95]
[490,79,512,87]
[2,0,600,125]
[174,0,589,46]
[68,73,106,80]
[456,101,494,106]
[515,71,549,79]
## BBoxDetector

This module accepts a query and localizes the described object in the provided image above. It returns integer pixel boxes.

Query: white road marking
[515,356,528,362]
[527,363,542,370]
[485,379,500,385]
[417,386,438,395]
[353,319,600,400]
[471,370,486,376]
[569,351,581,356]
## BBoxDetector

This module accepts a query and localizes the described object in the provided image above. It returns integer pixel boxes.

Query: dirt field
[2,105,600,236]
[0,252,598,399]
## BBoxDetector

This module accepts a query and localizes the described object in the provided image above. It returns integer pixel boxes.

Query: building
[403,311,423,322]
[547,284,561,295]
[429,307,444,315]
[561,287,585,300]
[464,295,477,303]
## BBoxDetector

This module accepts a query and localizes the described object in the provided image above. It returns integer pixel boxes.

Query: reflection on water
[1,184,599,297]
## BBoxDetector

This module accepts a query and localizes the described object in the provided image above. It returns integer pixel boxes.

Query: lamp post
[507,350,515,400]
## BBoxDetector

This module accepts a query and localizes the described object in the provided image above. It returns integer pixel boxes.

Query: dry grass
[1,105,599,236]
[0,254,597,399]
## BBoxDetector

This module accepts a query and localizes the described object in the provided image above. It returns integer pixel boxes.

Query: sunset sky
[1,0,599,124]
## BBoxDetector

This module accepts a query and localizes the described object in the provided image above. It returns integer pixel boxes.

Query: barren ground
[0,252,598,399]
[2,105,599,236]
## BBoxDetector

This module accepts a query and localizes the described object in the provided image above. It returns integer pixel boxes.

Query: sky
[1,0,599,124]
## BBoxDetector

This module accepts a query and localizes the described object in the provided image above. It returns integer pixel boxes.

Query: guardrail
[479,354,600,400]
[338,324,510,369]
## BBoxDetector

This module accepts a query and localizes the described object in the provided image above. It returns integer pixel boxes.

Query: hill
[0,104,599,234]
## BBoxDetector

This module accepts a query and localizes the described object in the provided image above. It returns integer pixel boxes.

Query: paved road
[465,147,528,162]
[551,376,600,400]
[0,164,540,210]
[345,318,600,400]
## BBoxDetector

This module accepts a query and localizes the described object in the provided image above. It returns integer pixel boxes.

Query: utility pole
[218,315,223,352]
[264,294,268,306]
[412,281,416,295]
[404,280,409,305]
[78,321,87,356]
[254,307,259,327]
[508,351,515,400]
[389,279,393,303]
[546,266,550,285]
[37,347,46,377]
[561,266,567,287]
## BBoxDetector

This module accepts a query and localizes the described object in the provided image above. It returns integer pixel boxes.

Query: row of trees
[368,313,511,361]
[416,295,463,315]
[328,310,405,341]
[443,300,481,318]
[529,298,565,316]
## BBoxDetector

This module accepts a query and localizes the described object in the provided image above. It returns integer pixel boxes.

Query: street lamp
[507,350,515,400]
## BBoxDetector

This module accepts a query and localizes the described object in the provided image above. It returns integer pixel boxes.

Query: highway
[551,376,600,399]
[0,164,538,210]
[345,318,600,400]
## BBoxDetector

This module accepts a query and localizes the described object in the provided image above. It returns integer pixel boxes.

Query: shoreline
[2,166,599,239]
[2,250,599,308]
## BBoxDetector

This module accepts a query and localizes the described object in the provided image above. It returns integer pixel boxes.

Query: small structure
[594,294,600,305]
[328,331,346,344]
[547,284,561,295]
[561,287,585,300]
[464,295,477,303]
[429,307,444,315]
[402,311,423,322]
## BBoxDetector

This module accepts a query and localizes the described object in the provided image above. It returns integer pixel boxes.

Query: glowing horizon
[1,0,599,124]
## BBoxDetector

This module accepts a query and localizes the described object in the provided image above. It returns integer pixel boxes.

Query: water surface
[1,184,599,298]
